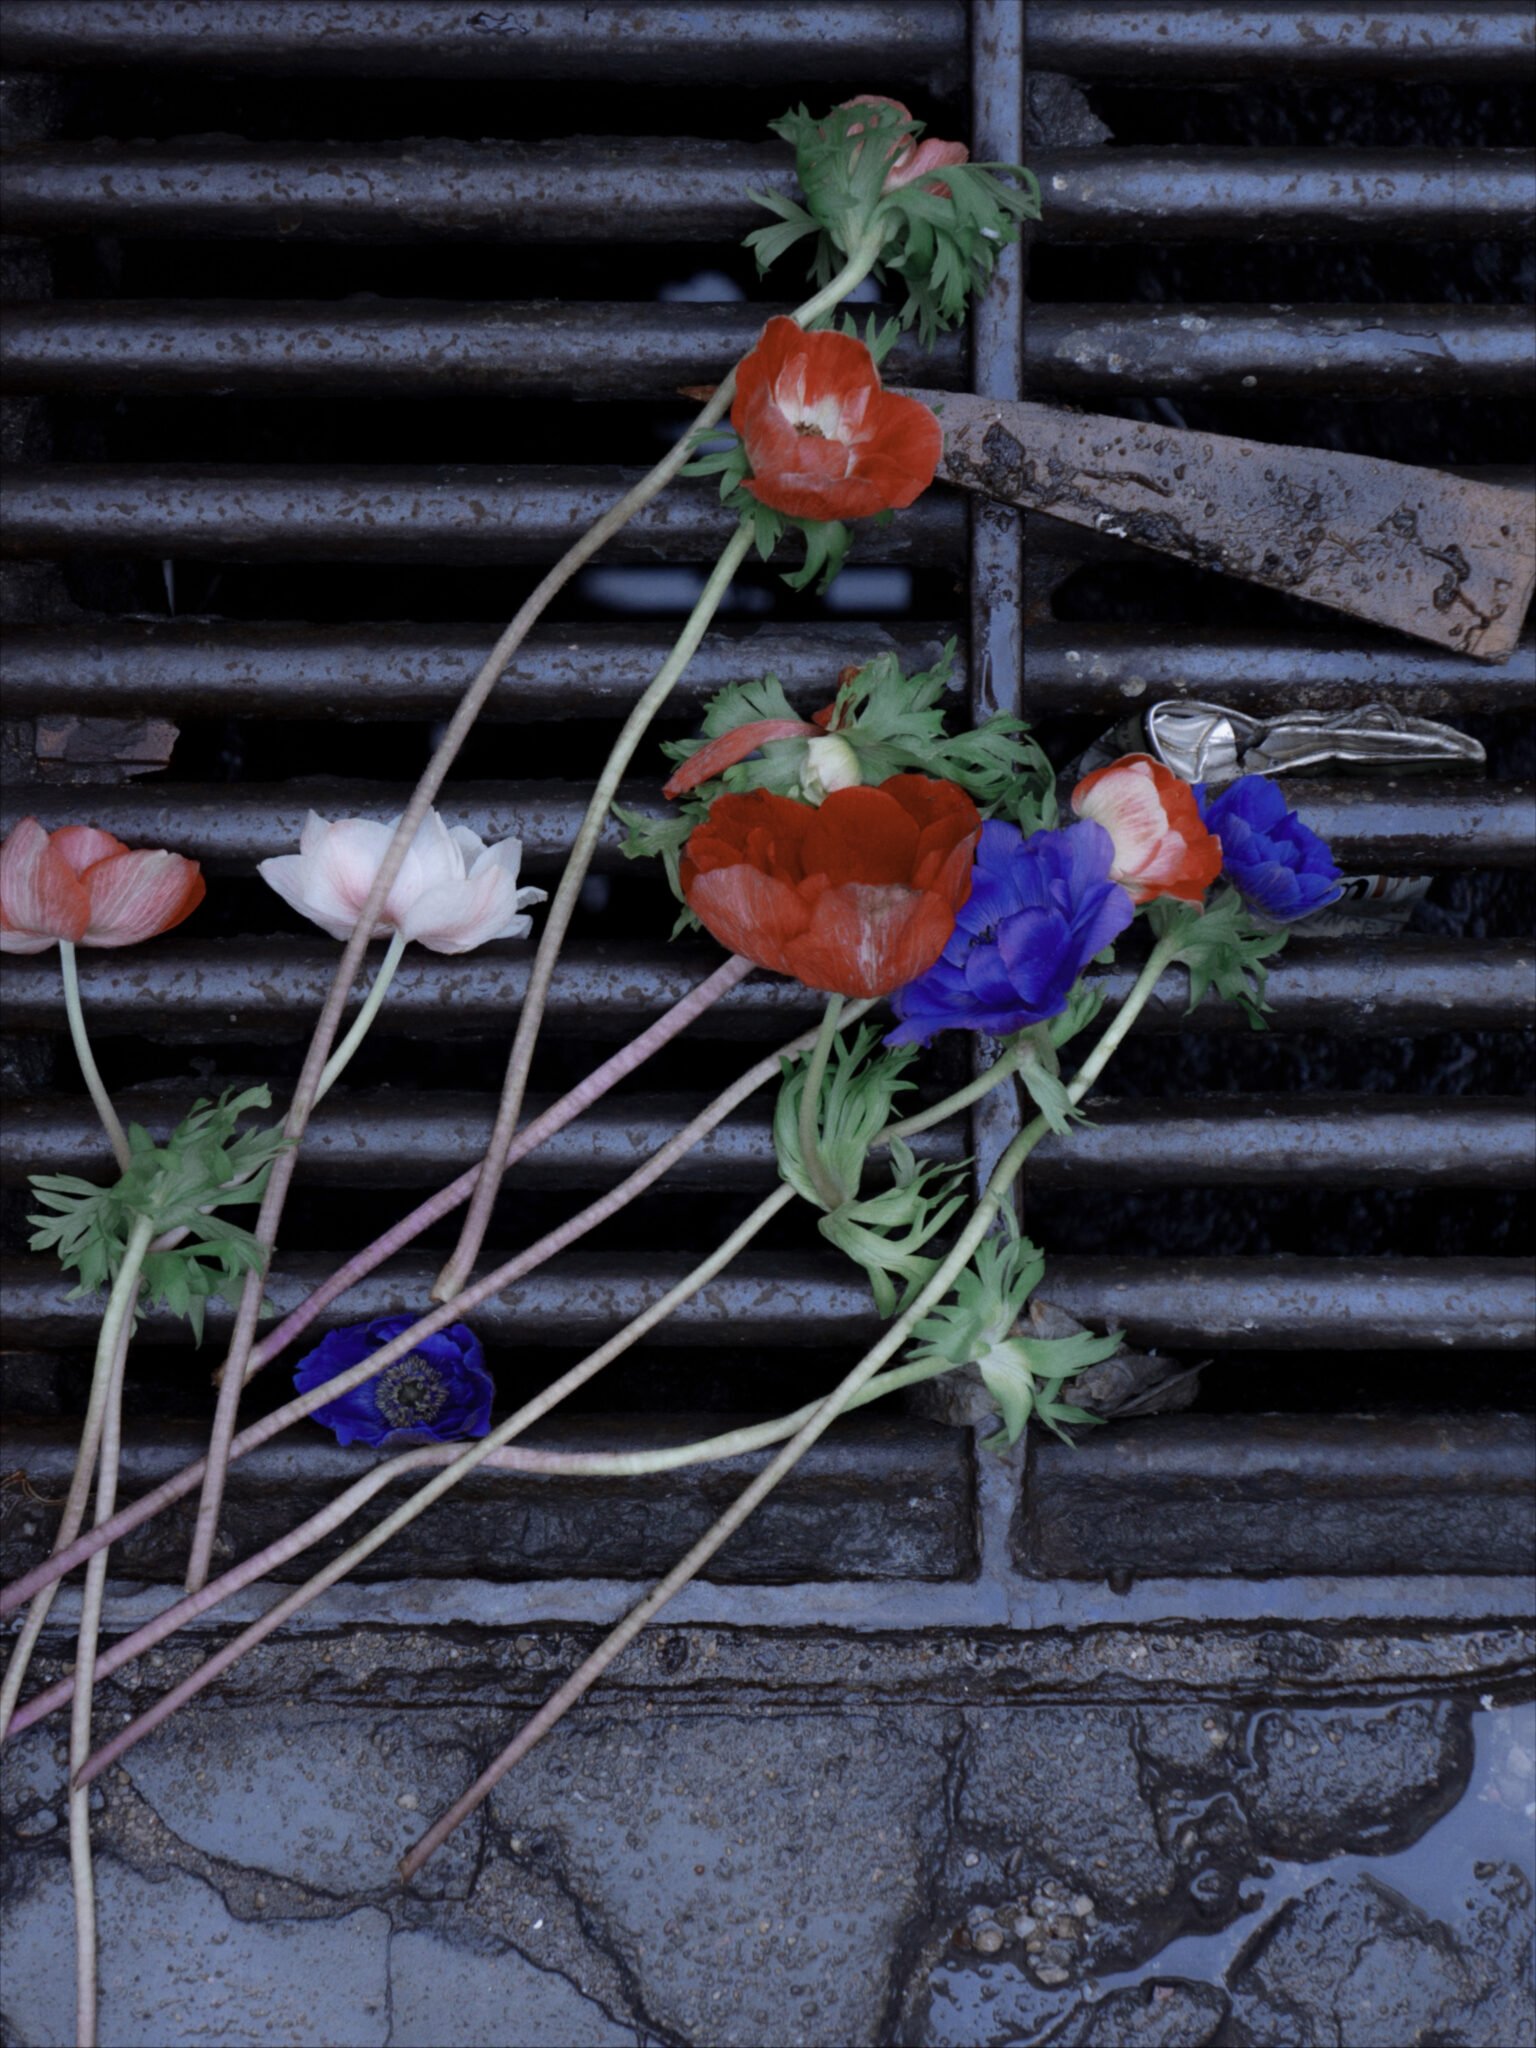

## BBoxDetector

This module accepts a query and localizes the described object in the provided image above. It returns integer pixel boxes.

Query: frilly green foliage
[27,1086,287,1342]
[1147,887,1290,1028]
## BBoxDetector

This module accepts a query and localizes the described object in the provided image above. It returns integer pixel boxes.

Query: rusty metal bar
[4,777,1529,873]
[1022,625,1536,716]
[8,620,1534,721]
[3,939,1530,1040]
[16,300,1528,401]
[5,1090,1529,1192]
[3,142,1528,243]
[3,1251,1531,1350]
[1023,3,1536,80]
[0,1417,979,1588]
[0,465,964,566]
[0,301,962,398]
[1020,1414,1536,1581]
[1030,148,1534,242]
[0,1,967,83]
[0,621,961,722]
[1024,304,1536,400]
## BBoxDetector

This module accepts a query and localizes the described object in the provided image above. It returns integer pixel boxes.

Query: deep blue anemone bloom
[293,1314,494,1449]
[1196,774,1342,923]
[887,819,1135,1046]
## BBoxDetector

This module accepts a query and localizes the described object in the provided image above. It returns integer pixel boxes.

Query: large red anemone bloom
[732,316,943,523]
[680,775,980,999]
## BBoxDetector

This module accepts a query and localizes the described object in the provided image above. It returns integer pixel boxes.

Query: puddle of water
[1077,1697,1535,2014]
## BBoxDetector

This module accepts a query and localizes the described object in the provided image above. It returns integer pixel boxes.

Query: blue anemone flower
[293,1314,494,1449]
[887,819,1135,1046]
[1196,775,1342,923]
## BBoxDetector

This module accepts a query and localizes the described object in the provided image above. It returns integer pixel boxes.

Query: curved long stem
[62,1013,1046,1767]
[180,321,767,1597]
[432,230,893,1308]
[1,993,863,1635]
[58,942,130,1176]
[398,945,1187,1879]
[314,929,407,1106]
[75,1186,796,1791]
[433,518,754,1302]
[70,1212,152,2048]
[798,994,848,1210]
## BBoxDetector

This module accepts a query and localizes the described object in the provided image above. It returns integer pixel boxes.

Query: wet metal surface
[4,140,1529,244]
[5,935,1531,1038]
[5,1249,1532,1352]
[1020,1414,1536,1578]
[0,620,959,722]
[1024,2,1536,78]
[0,299,961,399]
[4,1088,1530,1191]
[0,464,964,567]
[0,0,967,83]
[4,774,1529,870]
[1024,303,1536,400]
[7,620,1534,720]
[924,391,1536,656]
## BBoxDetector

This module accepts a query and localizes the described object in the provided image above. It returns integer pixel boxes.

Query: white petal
[297,810,334,858]
[399,867,543,953]
[405,808,464,894]
[467,834,525,883]
[257,852,359,942]
[448,823,489,868]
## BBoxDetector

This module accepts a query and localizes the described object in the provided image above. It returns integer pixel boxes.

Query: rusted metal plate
[911,390,1536,659]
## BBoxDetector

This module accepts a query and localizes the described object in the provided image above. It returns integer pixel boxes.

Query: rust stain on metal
[905,389,1536,659]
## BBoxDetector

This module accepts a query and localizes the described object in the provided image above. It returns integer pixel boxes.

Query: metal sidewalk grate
[0,1,1531,1625]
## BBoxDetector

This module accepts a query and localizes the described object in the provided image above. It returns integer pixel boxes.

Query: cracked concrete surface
[2,1655,1532,2047]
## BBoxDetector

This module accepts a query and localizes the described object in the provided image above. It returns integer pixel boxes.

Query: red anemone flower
[732,316,943,524]
[0,816,205,954]
[679,775,980,1000]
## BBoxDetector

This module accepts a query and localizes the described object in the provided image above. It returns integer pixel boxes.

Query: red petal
[82,850,205,947]
[682,789,816,883]
[788,882,955,999]
[51,824,131,877]
[685,862,809,976]
[0,817,90,947]
[802,785,919,888]
[663,719,820,799]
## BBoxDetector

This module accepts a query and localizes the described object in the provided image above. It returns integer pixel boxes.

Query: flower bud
[802,734,863,804]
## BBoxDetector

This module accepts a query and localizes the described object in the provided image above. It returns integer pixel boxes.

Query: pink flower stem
[431,227,893,1311]
[74,1182,799,1793]
[395,940,1189,1882]
[234,952,755,1387]
[0,973,822,1631]
[181,372,750,1600]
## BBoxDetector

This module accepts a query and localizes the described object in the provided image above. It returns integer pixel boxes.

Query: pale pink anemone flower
[259,809,545,954]
[841,94,970,199]
[0,817,205,953]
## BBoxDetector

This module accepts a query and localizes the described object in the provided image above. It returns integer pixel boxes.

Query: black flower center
[375,1352,450,1429]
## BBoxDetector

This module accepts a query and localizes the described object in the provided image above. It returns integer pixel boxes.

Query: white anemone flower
[259,809,545,954]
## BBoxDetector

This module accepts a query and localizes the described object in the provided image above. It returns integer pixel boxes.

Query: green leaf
[611,801,696,906]
[1148,888,1290,1027]
[1019,1058,1079,1138]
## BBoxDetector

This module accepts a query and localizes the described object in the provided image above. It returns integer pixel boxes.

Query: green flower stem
[69,1211,153,2048]
[58,942,130,1176]
[433,515,754,1303]
[314,928,408,1106]
[432,227,894,1309]
[397,946,1185,1880]
[180,229,885,1599]
[798,993,849,1209]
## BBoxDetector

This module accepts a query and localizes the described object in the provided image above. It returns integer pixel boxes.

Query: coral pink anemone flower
[0,817,204,954]
[841,94,970,198]
[680,775,980,1000]
[1071,754,1223,907]
[732,316,943,524]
